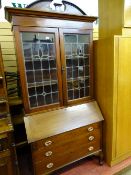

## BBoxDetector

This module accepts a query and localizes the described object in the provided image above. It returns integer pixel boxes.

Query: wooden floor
[17,146,131,175]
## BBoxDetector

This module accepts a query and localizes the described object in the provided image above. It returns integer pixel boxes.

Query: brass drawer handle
[88,146,94,151]
[88,126,94,132]
[46,163,54,169]
[88,136,94,141]
[44,140,52,147]
[45,151,52,157]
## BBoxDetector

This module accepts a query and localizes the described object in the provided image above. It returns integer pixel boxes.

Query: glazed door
[14,27,63,113]
[59,29,93,105]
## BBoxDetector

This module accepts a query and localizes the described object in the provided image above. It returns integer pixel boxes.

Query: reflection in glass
[37,95,45,106]
[72,44,77,55]
[66,58,72,67]
[68,90,73,100]
[35,70,42,82]
[29,96,37,108]
[23,44,32,58]
[80,88,84,98]
[34,60,41,70]
[43,70,50,80]
[40,44,48,56]
[72,58,78,67]
[65,44,71,55]
[42,60,49,69]
[64,35,77,43]
[44,85,51,93]
[84,44,89,54]
[52,93,58,103]
[45,94,52,104]
[67,81,73,90]
[49,44,55,56]
[67,68,72,79]
[28,87,35,96]
[50,69,57,80]
[64,33,90,100]
[25,61,33,70]
[52,84,58,92]
[36,86,43,94]
[26,71,34,83]
[50,60,56,68]
[73,68,78,78]
[21,32,59,108]
[78,35,90,43]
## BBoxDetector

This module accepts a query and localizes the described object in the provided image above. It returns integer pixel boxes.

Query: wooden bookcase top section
[5,7,97,23]
[24,101,104,143]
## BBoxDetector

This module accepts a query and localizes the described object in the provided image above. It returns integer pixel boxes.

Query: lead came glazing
[64,34,90,100]
[21,32,59,109]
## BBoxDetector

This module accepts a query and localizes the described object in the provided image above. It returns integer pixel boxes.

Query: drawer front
[34,141,100,175]
[32,122,101,152]
[32,129,101,163]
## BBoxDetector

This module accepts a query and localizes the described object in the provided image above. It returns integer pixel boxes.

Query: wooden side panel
[116,36,131,156]
[94,38,115,164]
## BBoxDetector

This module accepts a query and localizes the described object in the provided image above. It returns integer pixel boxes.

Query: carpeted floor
[114,165,131,175]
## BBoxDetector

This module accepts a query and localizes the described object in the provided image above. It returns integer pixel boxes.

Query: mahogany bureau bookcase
[5,4,104,175]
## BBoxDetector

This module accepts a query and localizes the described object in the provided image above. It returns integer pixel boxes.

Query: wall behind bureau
[0,22,18,98]
[0,22,17,72]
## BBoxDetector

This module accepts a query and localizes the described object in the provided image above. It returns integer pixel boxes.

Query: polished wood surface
[115,36,131,157]
[34,141,100,175]
[12,16,93,29]
[94,0,131,166]
[32,124,101,163]
[31,120,102,175]
[5,7,97,23]
[32,122,100,151]
[24,101,104,143]
[94,38,115,164]
[26,101,103,174]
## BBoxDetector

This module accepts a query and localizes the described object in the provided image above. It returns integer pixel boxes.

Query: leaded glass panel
[64,34,90,100]
[21,32,59,108]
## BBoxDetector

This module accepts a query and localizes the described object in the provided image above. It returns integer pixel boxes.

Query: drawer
[32,129,101,163]
[34,141,100,175]
[32,122,101,152]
